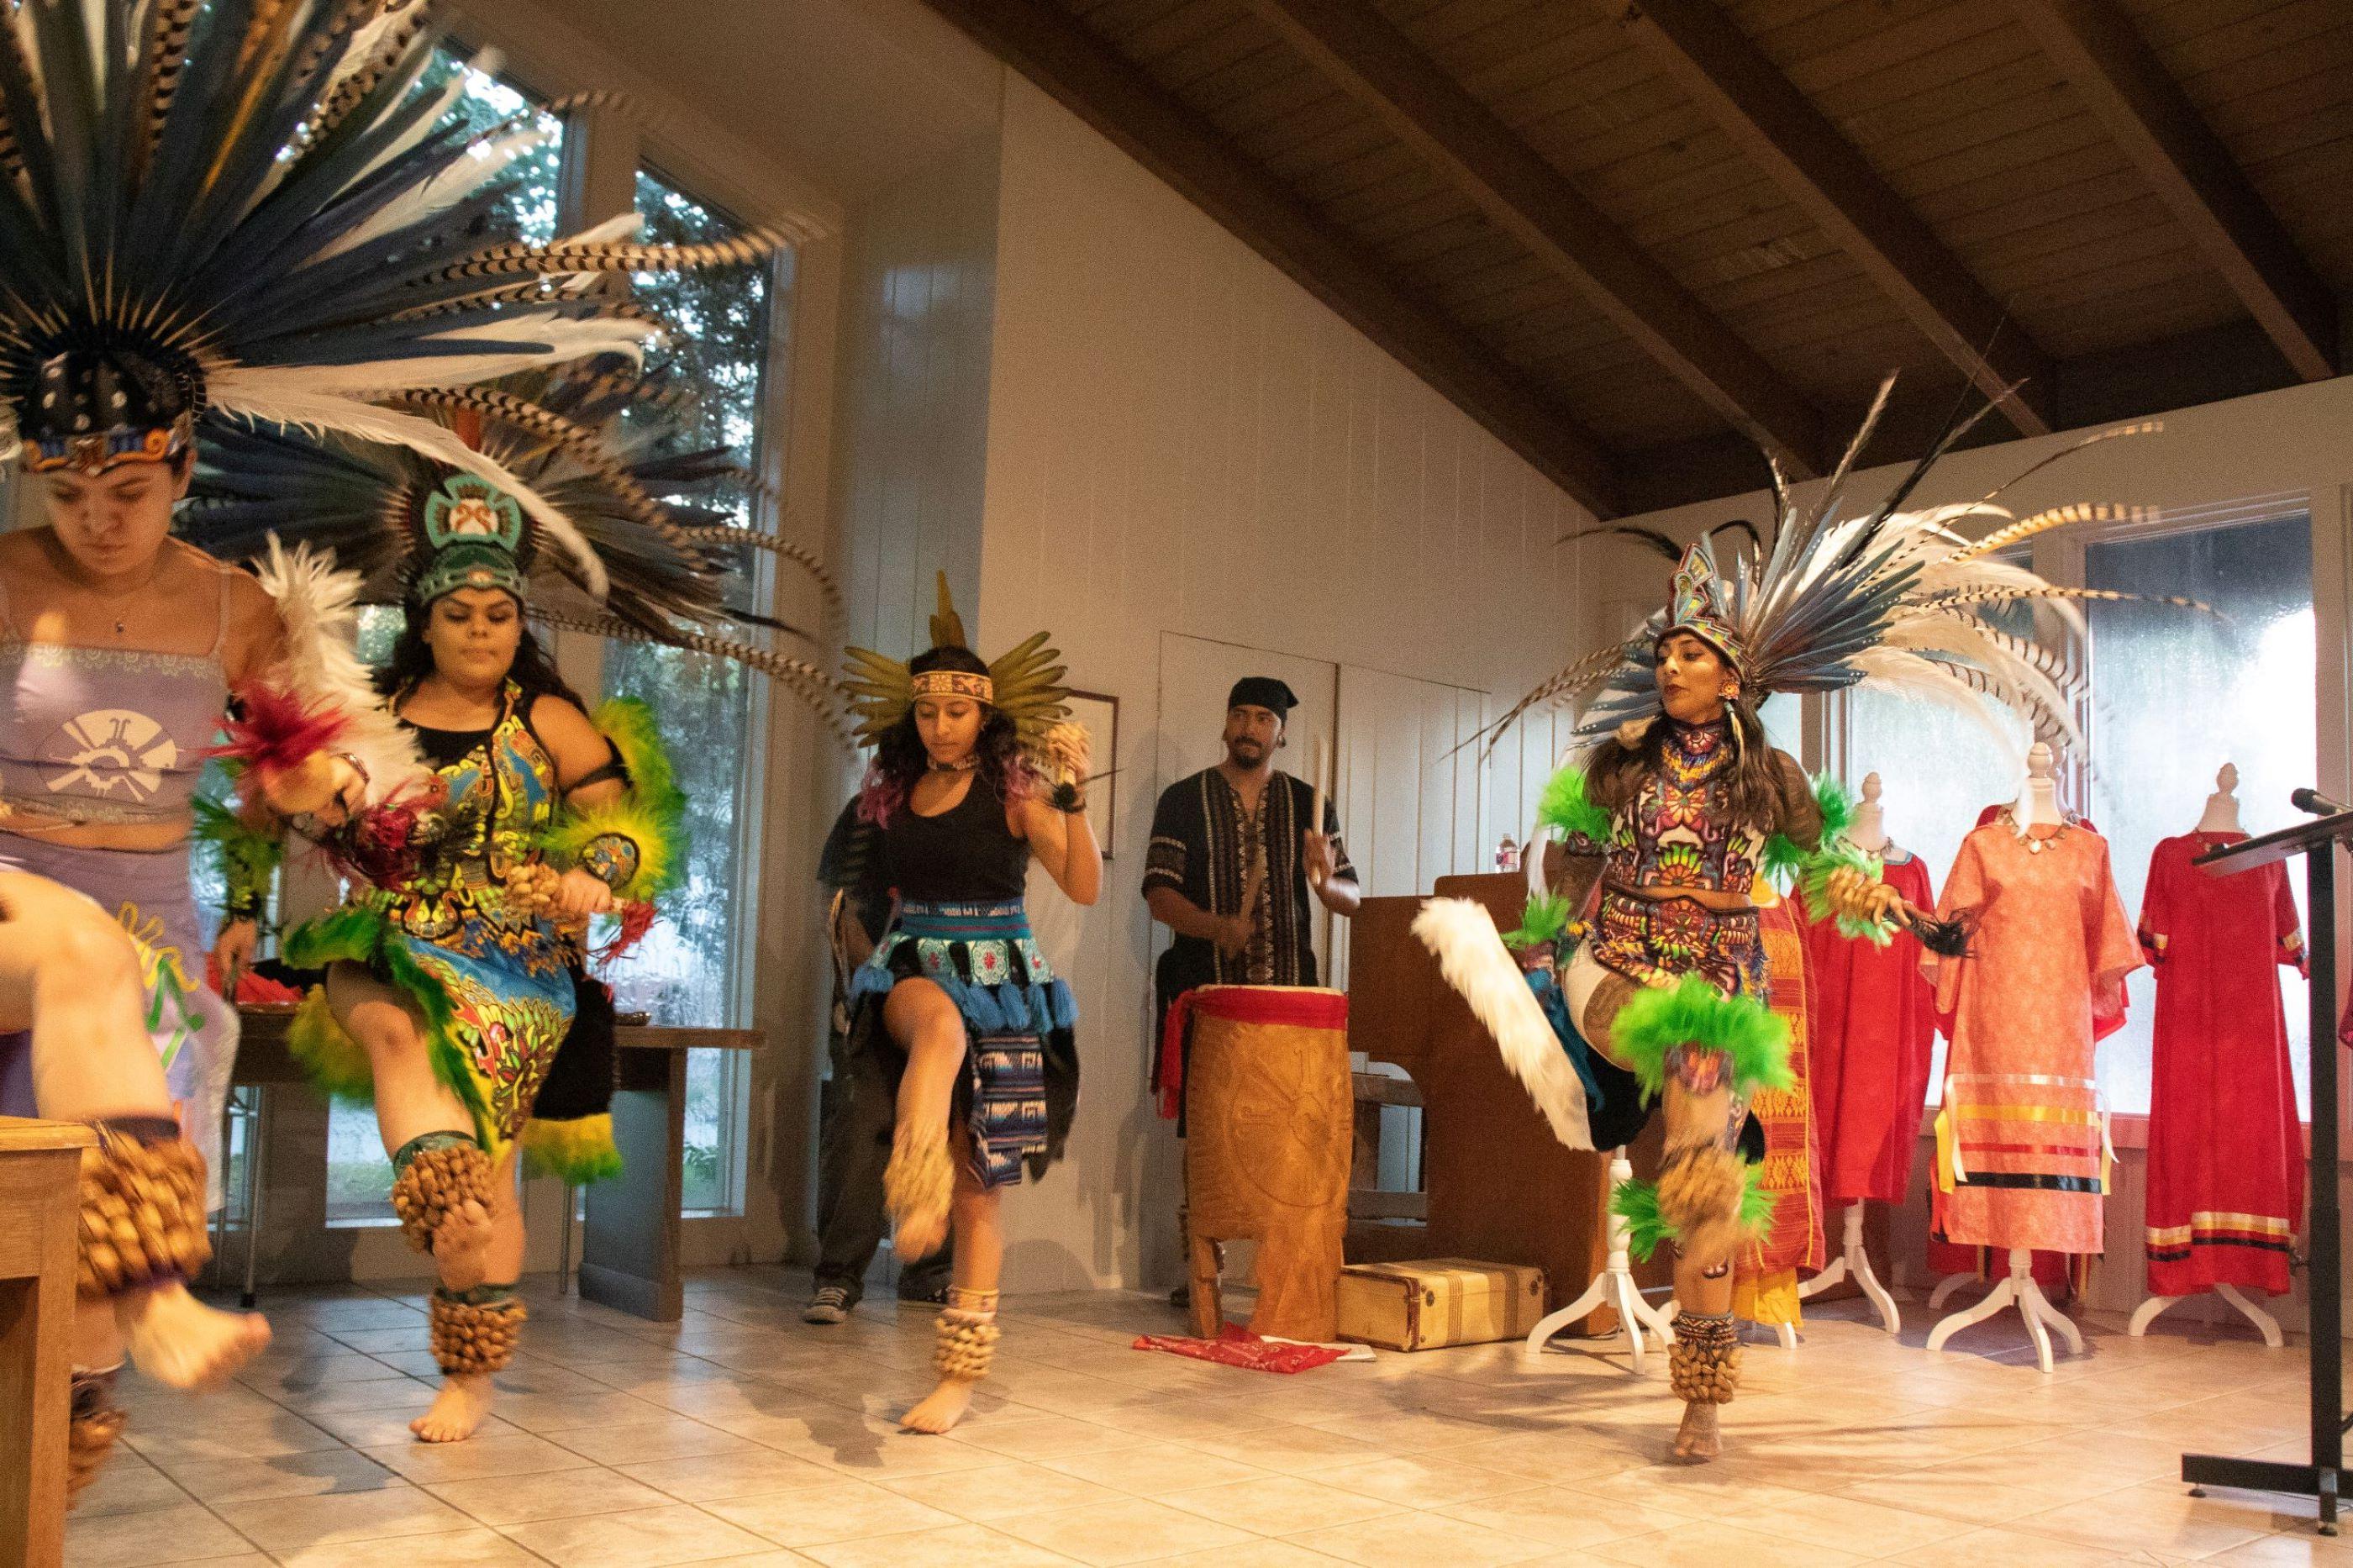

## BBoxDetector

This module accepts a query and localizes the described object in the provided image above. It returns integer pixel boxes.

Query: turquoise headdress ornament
[413,475,529,605]
[1661,536,1748,678]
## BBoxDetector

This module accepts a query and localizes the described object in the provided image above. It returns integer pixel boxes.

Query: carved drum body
[1181,984,1351,1342]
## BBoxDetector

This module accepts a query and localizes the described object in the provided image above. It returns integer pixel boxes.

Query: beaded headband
[912,671,994,704]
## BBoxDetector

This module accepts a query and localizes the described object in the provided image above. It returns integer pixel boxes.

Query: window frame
[608,160,799,1218]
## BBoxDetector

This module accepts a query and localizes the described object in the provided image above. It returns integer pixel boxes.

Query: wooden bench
[230,1008,761,1323]
[0,1117,92,1568]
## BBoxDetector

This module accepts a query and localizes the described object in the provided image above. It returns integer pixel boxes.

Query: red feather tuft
[217,685,350,781]
[592,902,658,966]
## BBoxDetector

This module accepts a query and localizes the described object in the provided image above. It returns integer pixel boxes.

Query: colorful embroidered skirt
[848,898,1079,1190]
[0,837,235,1206]
[284,902,576,1166]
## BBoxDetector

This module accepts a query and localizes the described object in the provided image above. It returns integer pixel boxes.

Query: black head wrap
[1228,676,1298,718]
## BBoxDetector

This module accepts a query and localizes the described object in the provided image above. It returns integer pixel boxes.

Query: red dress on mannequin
[2139,830,2305,1297]
[1803,850,1937,1204]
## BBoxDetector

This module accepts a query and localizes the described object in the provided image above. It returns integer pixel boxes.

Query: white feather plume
[316,124,561,261]
[1842,647,2031,769]
[208,315,655,400]
[252,537,429,807]
[1411,898,1592,1150]
[205,384,612,599]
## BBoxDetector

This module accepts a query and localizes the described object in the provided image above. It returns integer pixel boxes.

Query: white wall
[968,76,1602,1292]
[831,134,1006,713]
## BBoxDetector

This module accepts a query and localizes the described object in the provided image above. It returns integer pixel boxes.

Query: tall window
[320,51,565,1223]
[599,169,780,1213]
[1840,511,2315,1120]
[2084,510,2314,1115]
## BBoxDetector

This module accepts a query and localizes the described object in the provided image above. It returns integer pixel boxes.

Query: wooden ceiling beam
[2008,0,2337,381]
[1613,0,2055,439]
[1243,0,1825,476]
[915,0,1624,516]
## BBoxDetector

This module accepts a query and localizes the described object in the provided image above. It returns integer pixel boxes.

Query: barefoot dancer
[0,872,271,1504]
[842,578,1100,1434]
[1420,380,2166,1461]
[246,499,687,1445]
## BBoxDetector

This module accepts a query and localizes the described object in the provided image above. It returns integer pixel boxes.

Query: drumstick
[1308,737,1329,888]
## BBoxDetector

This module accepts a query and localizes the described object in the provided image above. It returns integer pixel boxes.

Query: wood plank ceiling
[919,0,2353,516]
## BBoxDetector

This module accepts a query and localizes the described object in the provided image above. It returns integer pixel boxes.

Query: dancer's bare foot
[119,1285,271,1390]
[1671,1401,1721,1462]
[899,1376,976,1434]
[432,1197,494,1293]
[411,1372,495,1443]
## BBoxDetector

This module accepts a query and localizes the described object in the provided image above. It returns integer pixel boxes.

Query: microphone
[2291,788,2349,817]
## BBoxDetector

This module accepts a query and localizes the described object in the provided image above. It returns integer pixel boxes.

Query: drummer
[1144,676,1361,1119]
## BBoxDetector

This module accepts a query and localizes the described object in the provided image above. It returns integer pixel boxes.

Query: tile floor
[68,1270,2353,1567]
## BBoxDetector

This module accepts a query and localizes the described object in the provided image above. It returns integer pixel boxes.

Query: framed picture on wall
[1064,690,1119,857]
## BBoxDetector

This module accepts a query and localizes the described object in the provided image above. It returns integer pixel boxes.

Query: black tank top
[882,773,1030,902]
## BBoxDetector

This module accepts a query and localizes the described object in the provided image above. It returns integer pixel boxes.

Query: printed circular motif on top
[41,707,181,804]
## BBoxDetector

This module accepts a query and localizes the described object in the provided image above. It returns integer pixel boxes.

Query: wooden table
[233,1008,761,1323]
[0,1117,93,1568]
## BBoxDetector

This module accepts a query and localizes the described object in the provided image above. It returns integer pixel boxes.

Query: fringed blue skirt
[848,899,1079,1190]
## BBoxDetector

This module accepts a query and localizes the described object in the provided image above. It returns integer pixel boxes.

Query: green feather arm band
[537,698,687,902]
[192,787,286,926]
[1534,761,1611,850]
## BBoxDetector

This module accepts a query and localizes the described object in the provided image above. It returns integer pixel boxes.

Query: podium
[1347,875,1618,1319]
[2182,797,2353,1531]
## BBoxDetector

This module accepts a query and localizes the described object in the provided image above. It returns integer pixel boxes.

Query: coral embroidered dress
[1929,814,2141,1255]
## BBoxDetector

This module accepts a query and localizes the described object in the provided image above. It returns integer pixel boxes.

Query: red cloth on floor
[1802,852,1938,1205]
[2139,831,2306,1297]
[1132,1322,1349,1373]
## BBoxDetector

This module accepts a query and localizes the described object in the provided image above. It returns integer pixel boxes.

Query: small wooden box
[1333,1258,1546,1351]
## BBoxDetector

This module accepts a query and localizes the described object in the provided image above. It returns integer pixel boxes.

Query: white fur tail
[1410,897,1592,1150]
[254,537,429,806]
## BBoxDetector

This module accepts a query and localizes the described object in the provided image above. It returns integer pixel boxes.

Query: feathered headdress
[842,573,1069,756]
[182,357,853,742]
[0,0,819,568]
[184,357,832,631]
[1479,376,2190,762]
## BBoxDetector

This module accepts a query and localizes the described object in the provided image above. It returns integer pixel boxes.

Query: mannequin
[1848,773,1890,855]
[1929,740,2078,1309]
[1929,739,2136,1365]
[2130,759,2290,1348]
[1797,770,1904,1335]
[2196,763,2245,835]
[2012,742,2064,831]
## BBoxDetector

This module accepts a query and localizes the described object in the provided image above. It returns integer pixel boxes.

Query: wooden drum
[1178,984,1351,1342]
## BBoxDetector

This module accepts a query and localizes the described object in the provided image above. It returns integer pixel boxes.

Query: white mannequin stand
[1929,1271,1985,1309]
[1525,1150,1680,1370]
[1800,1206,1902,1334]
[2129,1281,2283,1347]
[1924,749,2088,1371]
[2124,766,2283,1350]
[1926,1246,2084,1372]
